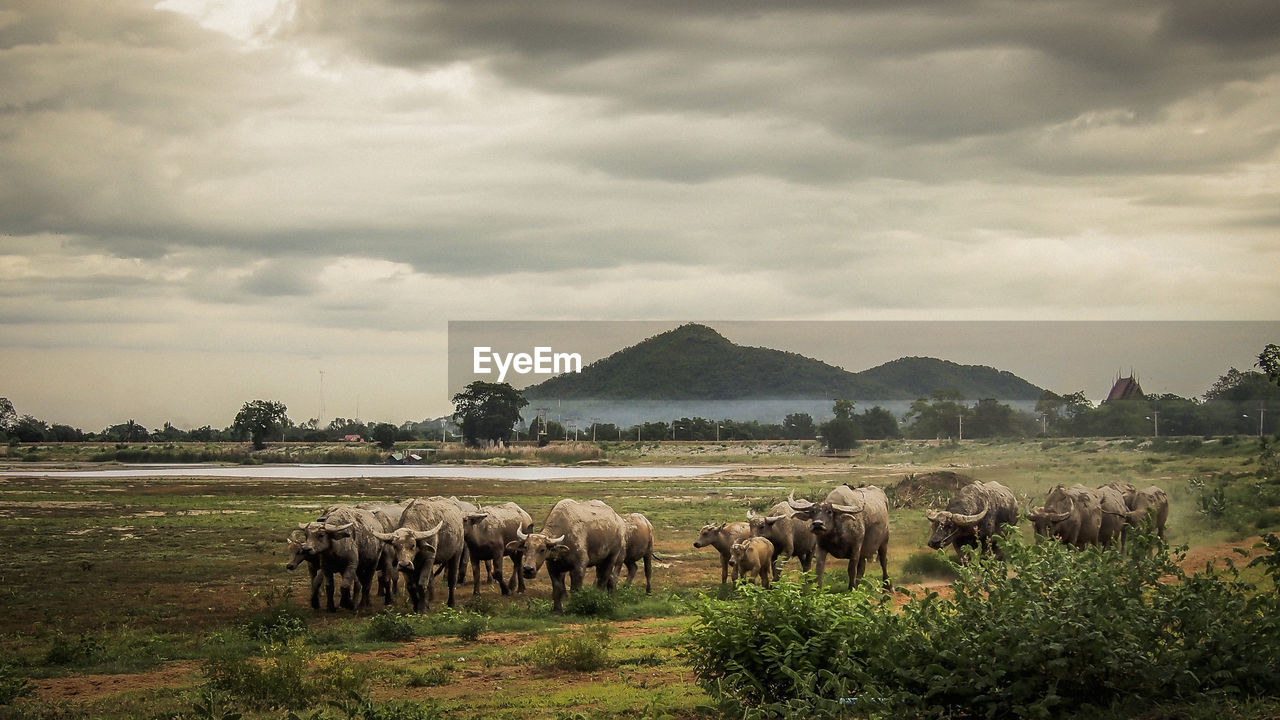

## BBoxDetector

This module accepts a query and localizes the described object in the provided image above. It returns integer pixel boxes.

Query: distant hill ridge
[522,324,1045,401]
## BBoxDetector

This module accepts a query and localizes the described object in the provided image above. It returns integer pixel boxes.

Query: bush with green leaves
[360,610,416,643]
[202,638,367,710]
[565,586,618,618]
[519,623,612,672]
[684,532,1280,719]
[0,663,33,706]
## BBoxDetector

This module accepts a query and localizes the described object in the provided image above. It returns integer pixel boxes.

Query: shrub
[565,586,617,618]
[419,608,489,641]
[241,602,308,643]
[202,638,367,710]
[360,610,416,643]
[0,663,33,705]
[684,532,1280,720]
[43,630,104,666]
[520,624,612,672]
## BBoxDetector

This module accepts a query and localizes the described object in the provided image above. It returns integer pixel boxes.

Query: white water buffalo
[621,512,656,594]
[693,521,752,584]
[505,498,627,613]
[747,501,816,580]
[374,497,465,612]
[461,501,533,596]
[925,481,1019,560]
[788,484,891,590]
[1028,484,1103,548]
[296,505,385,611]
[730,536,774,588]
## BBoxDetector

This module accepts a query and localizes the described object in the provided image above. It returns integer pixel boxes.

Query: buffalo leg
[642,553,652,594]
[471,555,483,596]
[549,570,567,613]
[877,543,890,590]
[494,553,511,595]
[569,565,586,593]
[813,548,828,588]
[338,567,357,610]
[720,554,731,584]
[445,554,459,608]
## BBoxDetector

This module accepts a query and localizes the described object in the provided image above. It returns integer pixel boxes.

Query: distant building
[342,434,364,443]
[1105,374,1146,402]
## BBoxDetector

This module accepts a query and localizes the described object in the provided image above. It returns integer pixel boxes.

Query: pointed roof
[1106,375,1145,402]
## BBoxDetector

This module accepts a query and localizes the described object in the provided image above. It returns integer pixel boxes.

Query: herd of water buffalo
[285,480,1168,614]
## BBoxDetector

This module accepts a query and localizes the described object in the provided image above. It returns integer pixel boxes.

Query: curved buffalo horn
[786,490,814,510]
[372,530,395,542]
[950,503,989,527]
[925,510,942,523]
[830,503,865,514]
[547,534,567,545]
[297,522,311,531]
[1046,510,1070,522]
[324,522,354,533]
[746,509,756,520]
[516,527,528,541]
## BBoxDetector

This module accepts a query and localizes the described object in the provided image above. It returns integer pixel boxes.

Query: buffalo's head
[692,523,725,549]
[296,520,355,557]
[925,505,988,549]
[746,510,788,538]
[505,527,569,579]
[285,533,307,571]
[808,502,863,535]
[373,521,444,572]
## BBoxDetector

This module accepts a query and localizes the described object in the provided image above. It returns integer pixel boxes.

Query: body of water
[0,464,729,480]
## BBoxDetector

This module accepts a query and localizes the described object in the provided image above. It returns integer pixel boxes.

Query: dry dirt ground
[30,536,1271,705]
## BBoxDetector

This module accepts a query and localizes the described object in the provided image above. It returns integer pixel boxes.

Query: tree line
[4,345,1278,448]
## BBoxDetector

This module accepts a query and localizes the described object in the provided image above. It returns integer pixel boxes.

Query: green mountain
[522,324,1045,401]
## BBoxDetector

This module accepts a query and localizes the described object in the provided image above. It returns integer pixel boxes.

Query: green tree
[233,400,288,450]
[1261,343,1280,385]
[820,398,859,452]
[451,381,527,447]
[782,412,815,440]
[371,422,398,449]
[0,397,15,436]
[859,406,901,440]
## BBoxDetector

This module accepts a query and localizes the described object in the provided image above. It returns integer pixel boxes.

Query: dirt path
[31,537,1272,703]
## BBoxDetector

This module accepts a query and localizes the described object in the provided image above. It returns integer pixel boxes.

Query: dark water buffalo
[1120,485,1169,542]
[747,501,816,580]
[693,521,752,584]
[925,481,1019,560]
[296,505,384,611]
[730,537,774,588]
[374,497,465,611]
[1095,484,1130,547]
[285,533,334,610]
[461,501,533,596]
[621,512,655,594]
[1028,484,1103,548]
[506,499,627,613]
[788,485,891,590]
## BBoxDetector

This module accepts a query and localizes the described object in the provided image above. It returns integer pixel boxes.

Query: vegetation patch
[685,532,1280,719]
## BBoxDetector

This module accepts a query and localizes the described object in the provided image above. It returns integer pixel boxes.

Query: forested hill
[521,324,1046,401]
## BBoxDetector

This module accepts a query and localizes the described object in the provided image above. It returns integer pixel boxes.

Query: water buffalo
[461,501,533,596]
[374,497,466,611]
[285,533,334,611]
[1095,484,1130,547]
[621,512,655,594]
[505,498,627,613]
[747,501,816,580]
[296,505,385,611]
[1120,485,1169,542]
[693,521,752,584]
[925,481,1019,560]
[1028,484,1103,548]
[730,537,774,588]
[788,485,891,590]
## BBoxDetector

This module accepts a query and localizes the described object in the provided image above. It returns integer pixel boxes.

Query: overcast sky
[2,0,1278,431]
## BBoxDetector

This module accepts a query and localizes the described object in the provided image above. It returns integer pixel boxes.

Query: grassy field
[0,436,1276,719]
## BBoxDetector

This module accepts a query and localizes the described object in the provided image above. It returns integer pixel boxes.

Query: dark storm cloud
[287,0,1280,151]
